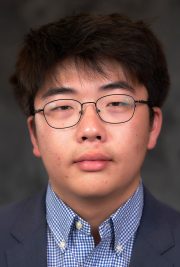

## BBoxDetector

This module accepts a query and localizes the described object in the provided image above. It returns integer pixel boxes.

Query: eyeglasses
[33,94,152,129]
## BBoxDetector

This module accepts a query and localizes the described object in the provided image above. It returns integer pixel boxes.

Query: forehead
[36,58,146,100]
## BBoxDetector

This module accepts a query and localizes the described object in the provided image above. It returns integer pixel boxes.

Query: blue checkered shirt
[46,183,143,267]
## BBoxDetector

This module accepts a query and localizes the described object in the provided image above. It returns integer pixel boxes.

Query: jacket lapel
[6,189,47,267]
[130,188,174,267]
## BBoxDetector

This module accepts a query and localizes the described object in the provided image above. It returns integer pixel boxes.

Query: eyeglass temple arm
[32,108,44,116]
[135,100,153,108]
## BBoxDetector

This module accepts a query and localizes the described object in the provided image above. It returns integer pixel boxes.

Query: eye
[49,104,74,112]
[54,105,73,111]
[107,101,129,107]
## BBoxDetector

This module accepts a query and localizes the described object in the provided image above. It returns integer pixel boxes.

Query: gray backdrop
[0,0,180,209]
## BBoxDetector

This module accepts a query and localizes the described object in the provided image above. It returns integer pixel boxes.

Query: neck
[51,179,140,234]
[91,227,101,245]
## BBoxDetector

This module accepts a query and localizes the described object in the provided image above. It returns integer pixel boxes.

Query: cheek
[36,127,71,164]
[111,121,150,160]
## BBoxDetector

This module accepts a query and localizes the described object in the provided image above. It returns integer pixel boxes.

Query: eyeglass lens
[43,94,135,129]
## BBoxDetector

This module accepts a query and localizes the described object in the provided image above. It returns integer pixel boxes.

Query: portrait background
[0,0,180,209]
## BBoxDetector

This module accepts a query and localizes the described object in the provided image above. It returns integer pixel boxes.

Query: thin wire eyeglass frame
[33,94,153,129]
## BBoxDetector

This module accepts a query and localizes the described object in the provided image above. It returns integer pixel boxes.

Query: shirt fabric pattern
[46,183,144,267]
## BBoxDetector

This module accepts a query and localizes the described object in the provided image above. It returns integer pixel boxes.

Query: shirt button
[76,221,83,230]
[116,244,123,253]
[59,240,66,249]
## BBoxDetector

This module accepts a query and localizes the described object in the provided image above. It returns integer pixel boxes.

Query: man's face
[28,59,162,205]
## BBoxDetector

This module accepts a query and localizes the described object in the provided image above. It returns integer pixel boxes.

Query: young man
[1,13,180,267]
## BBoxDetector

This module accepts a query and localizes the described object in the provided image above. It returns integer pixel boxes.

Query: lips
[74,152,112,171]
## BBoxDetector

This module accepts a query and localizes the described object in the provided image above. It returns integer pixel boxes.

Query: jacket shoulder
[130,187,180,266]
[143,187,180,251]
[0,189,46,247]
[0,197,33,229]
[144,187,180,225]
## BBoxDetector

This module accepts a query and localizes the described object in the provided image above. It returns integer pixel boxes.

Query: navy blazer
[0,187,180,267]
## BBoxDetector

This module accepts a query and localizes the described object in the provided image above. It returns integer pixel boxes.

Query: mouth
[74,153,112,172]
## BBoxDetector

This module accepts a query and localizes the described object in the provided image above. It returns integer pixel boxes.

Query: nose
[76,104,107,143]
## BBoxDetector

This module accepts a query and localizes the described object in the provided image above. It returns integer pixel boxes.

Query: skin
[27,59,162,243]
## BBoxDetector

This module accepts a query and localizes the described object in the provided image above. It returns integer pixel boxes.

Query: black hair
[10,13,170,116]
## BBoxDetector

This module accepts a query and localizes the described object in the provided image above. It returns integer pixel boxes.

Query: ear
[147,107,163,150]
[27,116,41,157]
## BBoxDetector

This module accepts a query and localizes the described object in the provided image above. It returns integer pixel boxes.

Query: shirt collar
[46,182,143,248]
[46,185,76,244]
[111,182,144,249]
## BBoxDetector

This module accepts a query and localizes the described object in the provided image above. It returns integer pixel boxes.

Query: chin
[75,187,116,200]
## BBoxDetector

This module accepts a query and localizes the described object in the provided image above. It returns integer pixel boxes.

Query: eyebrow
[100,81,134,92]
[41,87,76,99]
[41,80,134,99]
